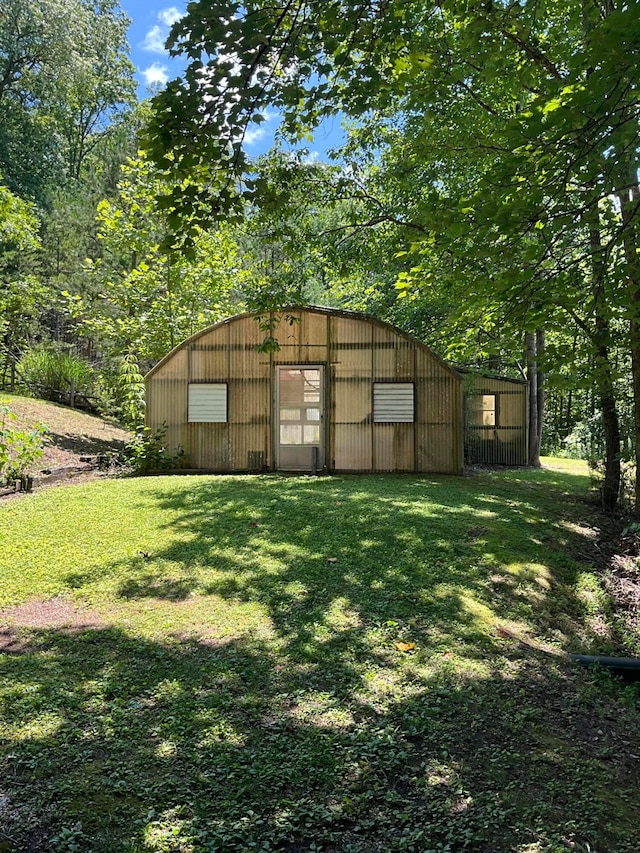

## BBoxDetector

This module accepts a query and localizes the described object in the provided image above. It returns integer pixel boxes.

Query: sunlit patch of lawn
[540,455,590,476]
[1,467,639,852]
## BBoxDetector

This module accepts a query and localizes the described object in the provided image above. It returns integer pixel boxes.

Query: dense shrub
[18,342,94,401]
[121,426,187,473]
[561,413,604,462]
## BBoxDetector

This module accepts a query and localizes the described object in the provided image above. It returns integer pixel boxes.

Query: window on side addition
[468,393,497,427]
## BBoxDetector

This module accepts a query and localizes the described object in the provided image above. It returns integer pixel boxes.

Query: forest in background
[1,0,638,508]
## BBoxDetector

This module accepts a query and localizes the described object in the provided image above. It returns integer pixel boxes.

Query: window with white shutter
[373,383,415,423]
[188,383,228,423]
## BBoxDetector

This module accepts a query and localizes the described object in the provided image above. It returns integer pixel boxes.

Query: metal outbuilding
[145,306,466,474]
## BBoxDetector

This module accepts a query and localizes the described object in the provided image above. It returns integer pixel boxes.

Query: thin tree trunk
[628,315,640,514]
[579,0,620,508]
[585,183,620,509]
[526,331,541,467]
[536,329,545,454]
[565,333,578,437]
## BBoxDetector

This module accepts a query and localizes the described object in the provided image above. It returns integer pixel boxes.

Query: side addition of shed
[463,373,529,466]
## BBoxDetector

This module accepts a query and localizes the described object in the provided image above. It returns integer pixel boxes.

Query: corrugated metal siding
[228,316,272,470]
[145,307,464,474]
[464,375,528,465]
[330,315,372,471]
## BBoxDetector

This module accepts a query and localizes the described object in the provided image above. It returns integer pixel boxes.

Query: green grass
[1,467,639,852]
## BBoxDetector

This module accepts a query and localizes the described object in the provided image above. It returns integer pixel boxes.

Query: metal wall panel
[152,348,188,380]
[146,375,187,465]
[192,422,231,470]
[413,345,464,474]
[302,310,328,347]
[330,316,372,471]
[333,424,372,471]
[274,345,329,364]
[228,315,269,378]
[332,377,371,433]
[374,423,414,472]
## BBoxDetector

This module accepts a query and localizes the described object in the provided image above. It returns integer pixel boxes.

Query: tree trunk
[565,388,572,438]
[617,172,640,514]
[584,184,620,510]
[594,316,621,511]
[526,331,541,467]
[536,329,545,454]
[628,304,640,515]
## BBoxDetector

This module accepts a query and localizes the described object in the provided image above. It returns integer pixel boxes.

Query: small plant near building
[0,403,49,489]
[116,352,146,431]
[124,427,184,473]
[111,425,188,474]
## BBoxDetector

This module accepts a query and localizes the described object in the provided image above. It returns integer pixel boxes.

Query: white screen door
[276,366,324,471]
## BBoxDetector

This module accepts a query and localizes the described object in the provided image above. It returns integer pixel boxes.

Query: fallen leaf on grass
[395,642,416,652]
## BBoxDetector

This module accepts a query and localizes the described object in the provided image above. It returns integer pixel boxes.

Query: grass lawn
[1,465,639,852]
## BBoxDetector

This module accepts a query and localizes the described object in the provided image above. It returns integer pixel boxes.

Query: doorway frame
[274,364,326,472]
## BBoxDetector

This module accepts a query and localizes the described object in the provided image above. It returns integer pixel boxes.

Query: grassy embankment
[1,393,129,474]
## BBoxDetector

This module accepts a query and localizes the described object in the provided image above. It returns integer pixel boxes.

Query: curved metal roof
[145,304,462,381]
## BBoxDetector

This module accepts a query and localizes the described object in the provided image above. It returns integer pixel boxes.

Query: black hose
[569,653,640,681]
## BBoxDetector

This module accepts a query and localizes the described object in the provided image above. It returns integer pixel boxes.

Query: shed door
[276,366,324,471]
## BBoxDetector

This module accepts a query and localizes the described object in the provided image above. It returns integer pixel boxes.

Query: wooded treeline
[1,0,638,507]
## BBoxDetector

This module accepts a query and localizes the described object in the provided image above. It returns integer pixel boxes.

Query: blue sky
[122,1,344,159]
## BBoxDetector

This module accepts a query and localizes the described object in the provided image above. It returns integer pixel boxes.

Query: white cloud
[140,8,184,54]
[244,126,268,146]
[141,63,169,87]
[158,6,182,26]
[141,25,166,53]
[242,110,278,146]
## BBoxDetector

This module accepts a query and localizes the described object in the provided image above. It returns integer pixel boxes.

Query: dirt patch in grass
[0,597,110,652]
[605,550,640,643]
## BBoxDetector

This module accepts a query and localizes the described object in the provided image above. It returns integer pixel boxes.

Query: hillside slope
[1,393,130,475]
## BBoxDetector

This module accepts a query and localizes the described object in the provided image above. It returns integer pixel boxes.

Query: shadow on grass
[45,430,126,457]
[4,470,637,851]
[0,626,638,852]
[68,471,617,658]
